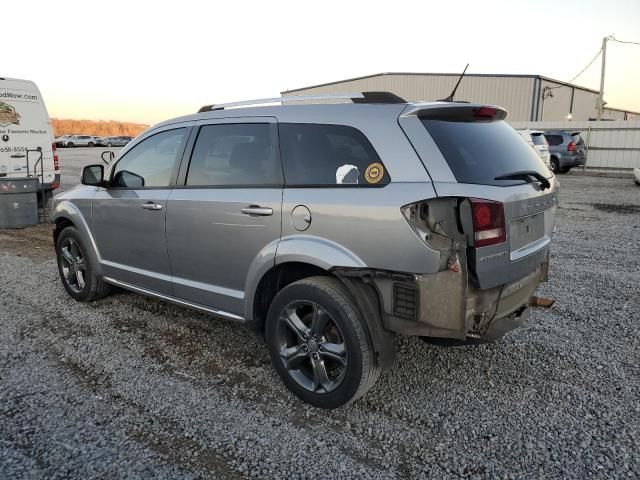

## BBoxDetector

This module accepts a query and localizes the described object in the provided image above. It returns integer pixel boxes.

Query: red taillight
[474,106,497,118]
[52,143,60,171]
[469,198,506,247]
[567,142,576,152]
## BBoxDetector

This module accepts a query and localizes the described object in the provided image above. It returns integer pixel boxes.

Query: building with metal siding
[282,73,639,122]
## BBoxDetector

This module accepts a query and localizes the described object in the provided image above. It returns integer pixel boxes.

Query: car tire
[107,142,112,147]
[56,226,111,302]
[550,157,560,174]
[265,276,380,409]
[67,142,74,148]
[88,142,95,147]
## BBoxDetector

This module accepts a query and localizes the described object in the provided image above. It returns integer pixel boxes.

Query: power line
[609,35,640,47]
[544,47,602,93]
[566,48,602,84]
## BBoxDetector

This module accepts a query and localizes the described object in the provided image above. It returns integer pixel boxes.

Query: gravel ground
[1,174,639,479]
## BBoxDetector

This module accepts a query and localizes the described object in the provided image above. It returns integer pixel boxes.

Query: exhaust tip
[529,295,555,308]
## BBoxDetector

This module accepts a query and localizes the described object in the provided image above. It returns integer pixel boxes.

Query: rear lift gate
[386,103,560,339]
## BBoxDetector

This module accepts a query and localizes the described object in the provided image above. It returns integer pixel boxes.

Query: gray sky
[5,0,640,124]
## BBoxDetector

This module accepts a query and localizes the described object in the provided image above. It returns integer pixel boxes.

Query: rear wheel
[67,142,75,148]
[550,157,560,174]
[107,142,112,147]
[88,142,95,147]
[56,226,111,302]
[265,276,380,409]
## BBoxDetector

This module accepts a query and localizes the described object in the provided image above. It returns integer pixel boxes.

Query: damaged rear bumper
[363,252,551,342]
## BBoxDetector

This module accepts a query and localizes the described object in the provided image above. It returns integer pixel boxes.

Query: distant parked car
[104,136,133,147]
[517,129,551,168]
[544,131,586,174]
[634,167,640,186]
[59,135,96,148]
[54,135,73,147]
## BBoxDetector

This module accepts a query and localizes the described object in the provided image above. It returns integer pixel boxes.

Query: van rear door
[399,104,558,289]
[0,78,56,187]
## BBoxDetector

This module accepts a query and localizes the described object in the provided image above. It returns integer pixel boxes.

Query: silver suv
[544,130,586,174]
[52,92,557,408]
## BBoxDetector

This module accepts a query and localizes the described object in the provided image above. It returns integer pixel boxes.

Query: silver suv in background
[59,135,96,148]
[52,93,557,408]
[544,130,586,173]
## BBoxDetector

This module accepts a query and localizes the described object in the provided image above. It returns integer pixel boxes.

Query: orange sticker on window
[364,163,384,184]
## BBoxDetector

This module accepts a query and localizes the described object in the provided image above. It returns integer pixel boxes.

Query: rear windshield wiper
[494,171,551,190]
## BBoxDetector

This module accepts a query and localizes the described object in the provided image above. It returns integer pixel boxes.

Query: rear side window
[571,133,584,145]
[545,134,563,146]
[279,123,389,186]
[421,119,550,187]
[186,123,282,187]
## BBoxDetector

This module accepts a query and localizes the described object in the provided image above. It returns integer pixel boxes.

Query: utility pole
[596,36,608,121]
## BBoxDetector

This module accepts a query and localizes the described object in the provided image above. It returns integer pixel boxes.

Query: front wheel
[265,276,380,409]
[88,142,95,147]
[67,142,75,148]
[56,226,111,302]
[107,142,112,147]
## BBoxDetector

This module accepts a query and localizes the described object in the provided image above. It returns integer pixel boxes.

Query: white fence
[509,120,640,170]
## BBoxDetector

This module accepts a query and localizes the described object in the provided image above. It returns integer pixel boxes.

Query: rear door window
[420,119,550,186]
[278,123,389,186]
[186,123,282,187]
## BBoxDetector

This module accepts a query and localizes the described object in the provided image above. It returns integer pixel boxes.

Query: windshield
[420,119,552,186]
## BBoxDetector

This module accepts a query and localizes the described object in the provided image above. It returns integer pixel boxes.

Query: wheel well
[250,262,328,331]
[53,218,74,245]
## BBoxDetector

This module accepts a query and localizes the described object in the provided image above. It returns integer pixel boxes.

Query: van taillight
[567,142,576,152]
[469,198,506,247]
[52,143,60,171]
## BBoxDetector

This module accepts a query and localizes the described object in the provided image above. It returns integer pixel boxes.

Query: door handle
[141,202,163,211]
[241,206,273,216]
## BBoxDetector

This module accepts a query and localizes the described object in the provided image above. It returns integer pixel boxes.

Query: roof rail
[197,91,406,112]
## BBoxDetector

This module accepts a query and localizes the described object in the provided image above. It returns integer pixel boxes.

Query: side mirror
[112,170,145,188]
[81,164,105,186]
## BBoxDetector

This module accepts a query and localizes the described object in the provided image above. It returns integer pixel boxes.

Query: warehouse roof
[282,72,602,95]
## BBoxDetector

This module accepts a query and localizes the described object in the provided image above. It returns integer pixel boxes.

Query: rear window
[421,119,551,186]
[279,123,389,186]
[531,133,547,146]
[545,134,563,146]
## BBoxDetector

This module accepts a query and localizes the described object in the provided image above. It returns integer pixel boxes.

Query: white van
[0,77,60,200]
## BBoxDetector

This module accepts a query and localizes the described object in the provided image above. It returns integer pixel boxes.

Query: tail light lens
[469,198,506,247]
[567,142,576,152]
[52,142,60,171]
[474,106,497,118]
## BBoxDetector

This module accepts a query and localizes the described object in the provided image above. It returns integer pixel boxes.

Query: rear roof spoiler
[400,102,508,121]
